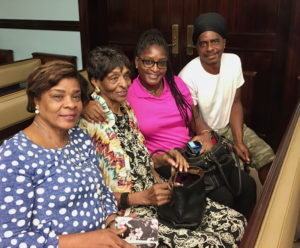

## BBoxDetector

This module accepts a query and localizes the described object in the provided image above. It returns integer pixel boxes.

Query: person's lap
[206,167,256,220]
[217,124,275,170]
[127,197,246,248]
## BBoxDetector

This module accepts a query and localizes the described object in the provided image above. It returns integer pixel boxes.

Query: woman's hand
[151,149,189,172]
[190,132,214,154]
[144,183,172,206]
[106,213,138,231]
[96,228,133,248]
[81,100,107,123]
[58,228,133,248]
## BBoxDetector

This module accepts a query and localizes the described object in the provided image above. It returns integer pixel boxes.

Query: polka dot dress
[0,127,118,247]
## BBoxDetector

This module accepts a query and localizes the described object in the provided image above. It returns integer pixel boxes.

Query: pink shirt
[127,76,193,154]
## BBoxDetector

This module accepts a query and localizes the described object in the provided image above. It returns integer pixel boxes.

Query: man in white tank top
[179,12,274,184]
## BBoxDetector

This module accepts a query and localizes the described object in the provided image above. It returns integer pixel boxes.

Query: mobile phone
[187,141,202,154]
[115,217,158,247]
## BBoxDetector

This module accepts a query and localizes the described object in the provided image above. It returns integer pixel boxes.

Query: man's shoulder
[182,56,200,68]
[179,57,201,79]
[221,53,243,74]
[222,53,241,64]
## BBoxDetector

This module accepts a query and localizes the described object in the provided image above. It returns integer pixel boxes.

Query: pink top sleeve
[127,75,193,153]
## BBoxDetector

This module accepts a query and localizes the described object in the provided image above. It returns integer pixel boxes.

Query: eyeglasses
[138,58,167,69]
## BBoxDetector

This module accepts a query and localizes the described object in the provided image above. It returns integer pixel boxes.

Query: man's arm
[229,88,250,163]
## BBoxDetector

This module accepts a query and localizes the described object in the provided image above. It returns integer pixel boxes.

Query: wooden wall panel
[235,0,279,33]
[78,0,298,150]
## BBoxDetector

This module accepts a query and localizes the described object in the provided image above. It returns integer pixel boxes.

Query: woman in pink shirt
[128,29,212,154]
[130,29,255,220]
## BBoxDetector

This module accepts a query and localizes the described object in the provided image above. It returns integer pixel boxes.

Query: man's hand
[234,142,250,164]
[190,132,214,154]
[81,100,107,123]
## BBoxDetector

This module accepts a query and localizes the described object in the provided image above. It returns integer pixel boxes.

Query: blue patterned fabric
[0,127,117,247]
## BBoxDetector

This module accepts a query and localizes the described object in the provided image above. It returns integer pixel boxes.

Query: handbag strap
[149,149,205,189]
[210,132,242,196]
[149,149,171,184]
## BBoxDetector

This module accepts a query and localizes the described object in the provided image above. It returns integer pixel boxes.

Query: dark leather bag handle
[149,149,205,189]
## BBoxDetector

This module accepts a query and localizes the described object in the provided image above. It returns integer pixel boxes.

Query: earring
[95,86,101,94]
[35,106,39,114]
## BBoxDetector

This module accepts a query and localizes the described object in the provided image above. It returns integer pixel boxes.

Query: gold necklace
[139,79,163,96]
[33,120,102,196]
[33,121,87,168]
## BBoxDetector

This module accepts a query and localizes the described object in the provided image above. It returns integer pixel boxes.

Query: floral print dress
[78,94,247,248]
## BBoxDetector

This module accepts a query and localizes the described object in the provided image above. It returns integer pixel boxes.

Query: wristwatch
[120,192,129,209]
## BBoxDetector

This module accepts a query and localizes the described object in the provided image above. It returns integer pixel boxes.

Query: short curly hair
[87,46,132,83]
[26,60,89,113]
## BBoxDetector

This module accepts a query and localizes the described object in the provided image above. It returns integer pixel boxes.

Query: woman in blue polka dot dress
[0,61,132,248]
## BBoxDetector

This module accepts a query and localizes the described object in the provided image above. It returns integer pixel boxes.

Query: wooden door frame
[78,0,108,69]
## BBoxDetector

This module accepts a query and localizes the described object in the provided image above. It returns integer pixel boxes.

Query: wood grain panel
[0,49,14,65]
[32,52,77,68]
[78,0,300,245]
[78,0,298,149]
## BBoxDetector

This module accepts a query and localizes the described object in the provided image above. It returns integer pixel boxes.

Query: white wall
[0,0,83,69]
[0,0,79,21]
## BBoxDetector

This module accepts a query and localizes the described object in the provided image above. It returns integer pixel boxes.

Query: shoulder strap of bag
[149,149,171,184]
[210,131,242,196]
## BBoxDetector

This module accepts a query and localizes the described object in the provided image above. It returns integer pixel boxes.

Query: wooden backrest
[79,70,94,94]
[0,58,41,143]
[240,100,300,247]
[32,52,77,68]
[242,70,257,126]
[0,58,41,89]
[0,49,14,65]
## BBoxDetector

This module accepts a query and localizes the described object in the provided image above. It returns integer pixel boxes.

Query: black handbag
[182,131,242,196]
[150,149,206,230]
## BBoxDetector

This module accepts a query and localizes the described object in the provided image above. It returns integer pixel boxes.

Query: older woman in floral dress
[79,46,247,248]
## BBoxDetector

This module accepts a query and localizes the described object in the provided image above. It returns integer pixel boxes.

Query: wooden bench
[0,52,80,144]
[0,49,14,65]
[32,52,77,68]
[240,100,300,247]
[0,58,41,143]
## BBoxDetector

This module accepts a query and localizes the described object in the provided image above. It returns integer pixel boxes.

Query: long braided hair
[135,29,192,127]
